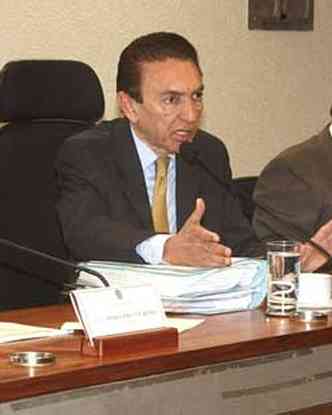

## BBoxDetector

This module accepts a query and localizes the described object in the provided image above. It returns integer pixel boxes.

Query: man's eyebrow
[161,85,205,96]
[160,90,183,96]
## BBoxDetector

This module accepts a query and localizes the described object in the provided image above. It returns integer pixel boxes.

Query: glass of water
[265,240,301,317]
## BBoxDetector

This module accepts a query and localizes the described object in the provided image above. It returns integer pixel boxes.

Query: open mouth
[174,129,195,142]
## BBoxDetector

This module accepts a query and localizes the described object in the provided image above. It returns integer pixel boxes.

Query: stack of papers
[0,322,66,344]
[77,258,267,315]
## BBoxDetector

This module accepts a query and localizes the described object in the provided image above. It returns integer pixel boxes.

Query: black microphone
[0,237,110,289]
[180,142,232,191]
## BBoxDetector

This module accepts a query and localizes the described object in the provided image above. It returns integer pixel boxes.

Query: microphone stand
[0,237,110,289]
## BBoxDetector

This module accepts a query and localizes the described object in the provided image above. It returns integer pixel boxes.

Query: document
[0,322,66,344]
[77,258,267,315]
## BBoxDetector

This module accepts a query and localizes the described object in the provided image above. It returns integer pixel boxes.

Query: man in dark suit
[254,114,332,272]
[56,32,262,266]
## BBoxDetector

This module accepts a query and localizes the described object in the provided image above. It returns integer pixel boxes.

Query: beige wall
[1,0,331,176]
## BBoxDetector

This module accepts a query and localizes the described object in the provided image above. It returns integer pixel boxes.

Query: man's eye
[193,91,203,102]
[163,95,180,105]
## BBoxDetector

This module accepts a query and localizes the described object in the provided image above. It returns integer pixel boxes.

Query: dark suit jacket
[254,124,332,242]
[56,118,261,263]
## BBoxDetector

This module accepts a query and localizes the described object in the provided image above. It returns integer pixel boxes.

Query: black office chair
[0,60,105,310]
[232,176,258,223]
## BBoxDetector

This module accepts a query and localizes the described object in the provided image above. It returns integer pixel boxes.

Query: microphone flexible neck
[0,237,110,288]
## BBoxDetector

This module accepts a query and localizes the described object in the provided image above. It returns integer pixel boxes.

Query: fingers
[185,198,206,226]
[298,243,307,258]
[312,218,332,240]
[320,218,332,232]
[201,242,232,266]
[165,197,232,266]
[311,219,332,256]
[189,223,220,243]
[300,242,327,272]
[163,234,232,267]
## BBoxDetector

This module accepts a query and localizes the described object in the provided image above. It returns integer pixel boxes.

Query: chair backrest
[232,176,258,224]
[0,60,104,310]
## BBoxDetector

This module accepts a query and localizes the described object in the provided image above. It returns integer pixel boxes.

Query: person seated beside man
[56,32,264,267]
[253,109,332,272]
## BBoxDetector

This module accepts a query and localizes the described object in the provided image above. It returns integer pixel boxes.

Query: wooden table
[1,305,332,414]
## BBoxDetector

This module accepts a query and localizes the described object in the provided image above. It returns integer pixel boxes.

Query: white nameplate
[70,284,167,346]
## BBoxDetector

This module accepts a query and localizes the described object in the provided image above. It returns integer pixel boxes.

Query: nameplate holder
[70,284,178,357]
[79,326,178,358]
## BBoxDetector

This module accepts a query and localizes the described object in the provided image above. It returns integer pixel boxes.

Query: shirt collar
[329,123,332,138]
[130,124,157,170]
[130,124,175,170]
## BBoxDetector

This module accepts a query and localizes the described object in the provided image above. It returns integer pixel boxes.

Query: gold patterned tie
[152,157,170,233]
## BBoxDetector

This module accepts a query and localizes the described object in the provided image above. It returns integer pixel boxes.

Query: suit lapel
[110,120,201,231]
[176,154,200,228]
[111,120,153,229]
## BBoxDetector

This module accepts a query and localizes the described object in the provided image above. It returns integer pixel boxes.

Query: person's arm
[136,234,171,264]
[254,157,321,242]
[136,199,233,266]
[253,156,331,271]
[56,139,233,266]
[164,198,232,266]
[300,220,332,271]
[56,138,153,263]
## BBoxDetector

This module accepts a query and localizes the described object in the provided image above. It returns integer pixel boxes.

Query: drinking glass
[265,240,301,317]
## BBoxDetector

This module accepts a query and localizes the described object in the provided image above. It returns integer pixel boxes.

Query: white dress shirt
[130,126,177,264]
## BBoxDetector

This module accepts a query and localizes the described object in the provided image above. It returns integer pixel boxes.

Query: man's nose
[180,99,202,122]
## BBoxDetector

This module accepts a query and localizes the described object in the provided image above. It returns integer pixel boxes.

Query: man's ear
[117,91,139,123]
